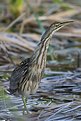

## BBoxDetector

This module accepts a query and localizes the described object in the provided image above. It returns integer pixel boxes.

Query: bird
[9,21,73,113]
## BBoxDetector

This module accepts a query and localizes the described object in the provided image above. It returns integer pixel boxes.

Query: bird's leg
[25,97,28,103]
[22,96,29,114]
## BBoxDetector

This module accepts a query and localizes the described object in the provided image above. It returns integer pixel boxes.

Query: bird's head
[41,20,74,41]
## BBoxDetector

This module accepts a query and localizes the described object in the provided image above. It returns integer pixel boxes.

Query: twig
[1,41,15,66]
[3,13,26,32]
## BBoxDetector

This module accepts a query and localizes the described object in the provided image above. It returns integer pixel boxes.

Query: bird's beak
[60,20,74,26]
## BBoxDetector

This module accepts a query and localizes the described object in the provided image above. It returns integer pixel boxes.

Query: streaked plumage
[9,21,73,113]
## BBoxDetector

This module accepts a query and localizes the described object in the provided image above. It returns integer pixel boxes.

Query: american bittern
[9,21,73,113]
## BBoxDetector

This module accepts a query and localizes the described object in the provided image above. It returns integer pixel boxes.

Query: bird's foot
[23,108,31,115]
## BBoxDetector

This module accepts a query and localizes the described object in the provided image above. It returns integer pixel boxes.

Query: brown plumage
[9,21,73,113]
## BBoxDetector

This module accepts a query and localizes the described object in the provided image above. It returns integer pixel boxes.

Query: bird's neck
[31,38,50,66]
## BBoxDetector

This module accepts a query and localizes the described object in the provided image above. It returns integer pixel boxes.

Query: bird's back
[9,57,43,97]
[9,58,30,95]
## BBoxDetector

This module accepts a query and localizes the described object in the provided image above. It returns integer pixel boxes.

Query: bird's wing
[9,58,30,91]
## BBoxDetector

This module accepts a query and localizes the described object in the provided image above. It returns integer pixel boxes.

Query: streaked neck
[30,37,50,65]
